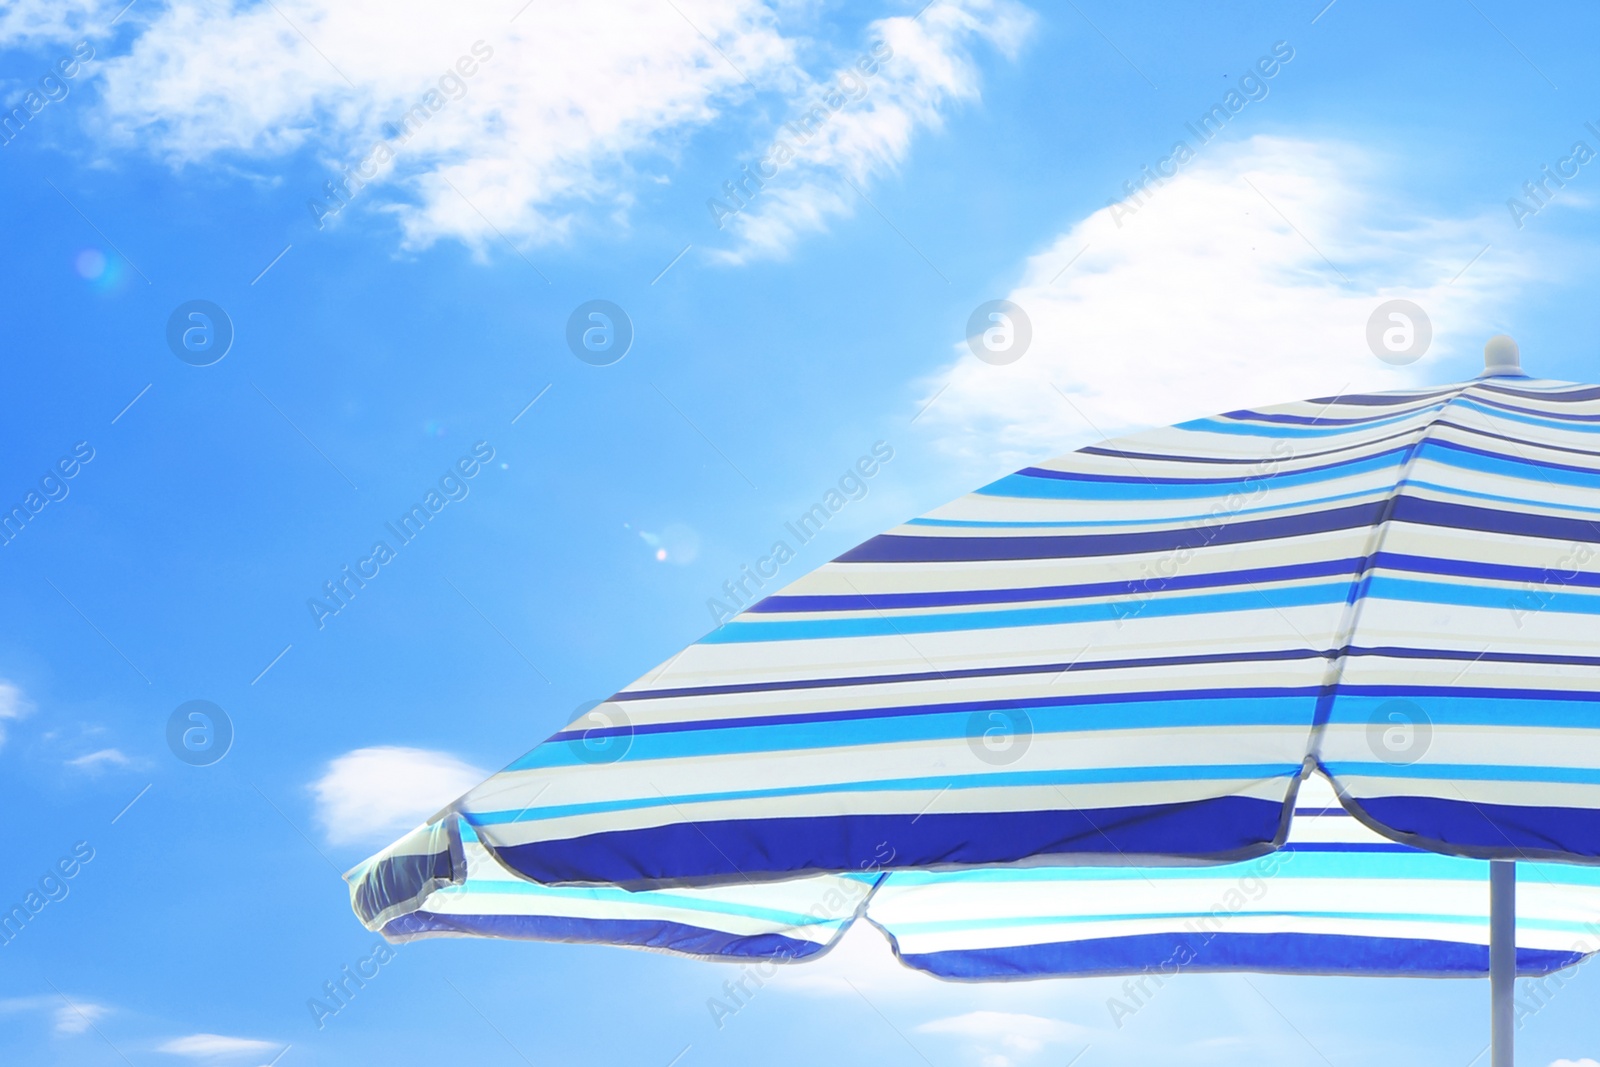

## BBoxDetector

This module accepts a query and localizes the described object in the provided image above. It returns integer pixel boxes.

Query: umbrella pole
[1490,860,1516,1067]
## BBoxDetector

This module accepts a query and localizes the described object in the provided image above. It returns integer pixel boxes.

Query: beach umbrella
[349,337,1600,1066]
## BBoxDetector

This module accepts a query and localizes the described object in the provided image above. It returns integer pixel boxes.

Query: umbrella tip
[1482,334,1522,377]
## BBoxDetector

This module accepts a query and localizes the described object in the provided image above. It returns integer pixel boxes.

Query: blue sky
[3,0,1600,1064]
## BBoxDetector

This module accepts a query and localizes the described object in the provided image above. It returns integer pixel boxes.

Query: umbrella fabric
[346,776,1600,978]
[356,374,1600,921]
[868,775,1600,980]
[402,376,1600,895]
[348,820,876,961]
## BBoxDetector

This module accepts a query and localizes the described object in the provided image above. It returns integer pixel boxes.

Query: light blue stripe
[1327,762,1600,786]
[1425,433,1600,489]
[442,881,862,928]
[1176,408,1434,438]
[883,909,1590,936]
[1456,398,1600,437]
[516,697,1314,768]
[979,449,1405,500]
[1407,478,1600,518]
[911,485,1388,527]
[1365,575,1600,616]
[701,582,1350,644]
[470,763,1301,824]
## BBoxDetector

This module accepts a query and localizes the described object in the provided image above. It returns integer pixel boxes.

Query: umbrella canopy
[348,343,1600,1063]
[351,773,1600,981]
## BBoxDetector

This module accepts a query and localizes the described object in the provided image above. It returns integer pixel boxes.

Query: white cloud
[709,0,1034,262]
[311,746,487,848]
[66,747,130,771]
[0,994,112,1035]
[0,680,33,749]
[912,135,1530,478]
[0,0,109,48]
[1551,1060,1600,1067]
[917,1011,1091,1067]
[157,1033,281,1058]
[2,0,1028,258]
[49,999,109,1035]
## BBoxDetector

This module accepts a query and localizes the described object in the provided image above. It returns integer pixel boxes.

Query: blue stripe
[1327,762,1600,786]
[1392,496,1600,545]
[704,582,1348,643]
[985,447,1405,498]
[837,501,1387,563]
[384,911,833,959]
[1426,436,1600,489]
[1363,575,1600,617]
[748,557,1363,614]
[475,763,1302,822]
[897,932,1583,979]
[617,647,1337,702]
[488,796,1287,888]
[1343,794,1600,862]
[527,693,1320,764]
[1178,409,1430,438]
[911,485,1386,527]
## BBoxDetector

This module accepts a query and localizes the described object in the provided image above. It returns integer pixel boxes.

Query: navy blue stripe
[1011,446,1406,486]
[1437,419,1600,461]
[1465,392,1600,423]
[616,642,1600,705]
[1392,496,1600,544]
[563,685,1329,742]
[1079,424,1421,466]
[1349,644,1600,671]
[588,681,1600,748]
[749,557,1364,614]
[899,932,1582,980]
[1348,795,1600,862]
[838,501,1387,563]
[384,911,830,960]
[1428,436,1600,478]
[351,845,461,925]
[1376,550,1600,591]
[1298,387,1459,407]
[495,798,1285,889]
[1476,382,1600,402]
[1215,401,1440,427]
[749,544,1600,621]
[615,647,1336,703]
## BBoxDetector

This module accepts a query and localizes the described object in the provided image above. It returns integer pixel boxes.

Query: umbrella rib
[1305,382,1478,765]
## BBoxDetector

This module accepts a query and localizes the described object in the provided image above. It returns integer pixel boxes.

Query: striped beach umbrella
[349,338,1600,1065]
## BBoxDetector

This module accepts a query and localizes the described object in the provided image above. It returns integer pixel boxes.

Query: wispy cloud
[157,1032,282,1058]
[310,746,486,848]
[709,0,1034,263]
[66,747,130,771]
[911,135,1531,480]
[0,680,34,749]
[0,994,112,1035]
[47,0,796,250]
[917,1011,1091,1067]
[2,0,1031,260]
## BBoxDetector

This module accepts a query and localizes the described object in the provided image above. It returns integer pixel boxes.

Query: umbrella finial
[1483,334,1522,376]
